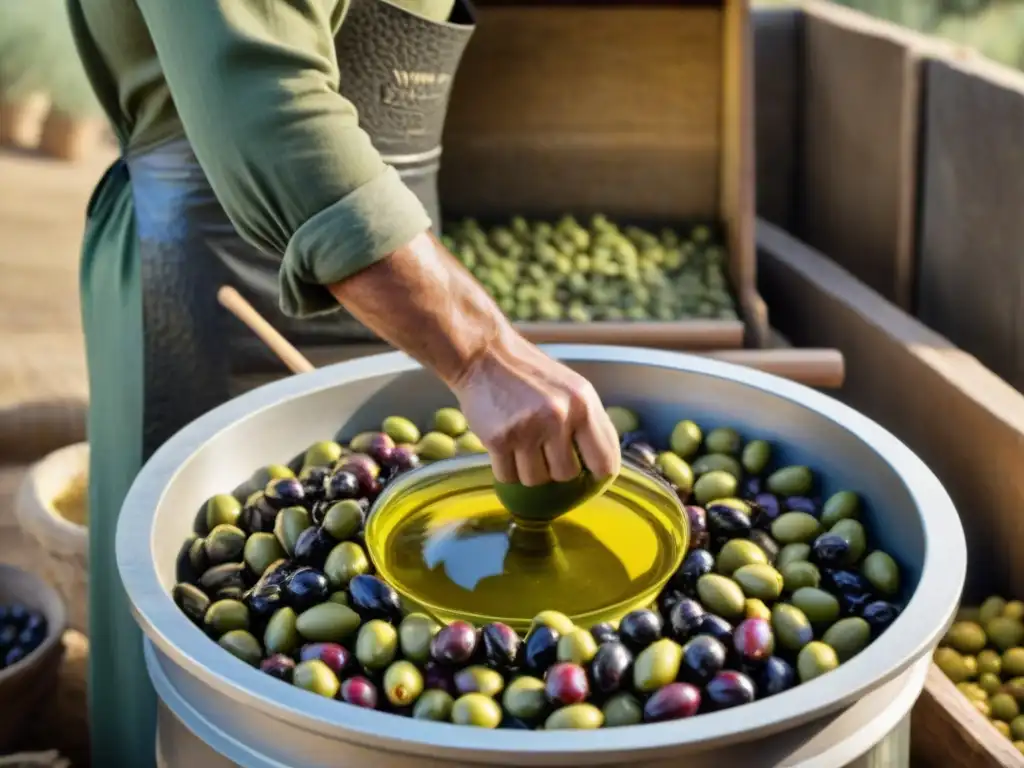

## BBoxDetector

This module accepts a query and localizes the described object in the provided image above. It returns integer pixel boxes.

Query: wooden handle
[217,287,315,374]
[707,349,845,389]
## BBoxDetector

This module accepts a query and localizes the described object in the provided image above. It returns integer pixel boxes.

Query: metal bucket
[119,346,966,767]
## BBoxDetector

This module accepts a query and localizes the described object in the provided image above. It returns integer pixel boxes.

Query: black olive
[812,533,851,569]
[741,476,764,499]
[299,466,330,503]
[618,609,662,652]
[749,529,780,563]
[324,471,361,502]
[256,559,296,591]
[481,622,521,674]
[176,535,201,584]
[706,504,752,541]
[172,583,210,625]
[685,506,710,550]
[283,567,330,612]
[293,527,337,569]
[522,625,560,675]
[620,431,650,451]
[697,614,734,647]
[239,493,278,534]
[863,601,901,636]
[840,591,874,618]
[785,496,820,517]
[500,715,533,730]
[0,626,17,651]
[657,588,685,618]
[705,670,756,710]
[198,563,247,595]
[590,622,618,646]
[590,641,633,694]
[678,635,727,686]
[757,656,796,698]
[670,549,715,595]
[625,442,657,468]
[347,574,403,624]
[751,493,782,528]
[823,569,871,596]
[244,584,284,622]
[265,477,305,509]
[214,585,245,602]
[668,598,706,643]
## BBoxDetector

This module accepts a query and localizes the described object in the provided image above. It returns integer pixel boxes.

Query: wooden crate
[440,0,766,349]
[757,219,1024,768]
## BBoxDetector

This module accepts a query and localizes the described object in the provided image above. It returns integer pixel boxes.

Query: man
[66,0,621,763]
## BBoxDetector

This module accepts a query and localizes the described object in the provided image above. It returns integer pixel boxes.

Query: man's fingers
[490,451,518,484]
[574,416,621,479]
[543,438,582,483]
[515,448,552,487]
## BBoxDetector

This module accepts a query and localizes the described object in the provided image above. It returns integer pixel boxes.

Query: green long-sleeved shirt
[69,0,440,318]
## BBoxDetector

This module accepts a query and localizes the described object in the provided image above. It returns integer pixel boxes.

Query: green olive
[696,574,746,620]
[766,466,814,497]
[669,420,702,459]
[544,703,604,730]
[172,583,211,625]
[772,604,814,652]
[690,454,743,480]
[1010,715,1024,741]
[455,432,487,454]
[324,541,370,589]
[992,693,1021,723]
[740,440,772,476]
[328,591,349,606]
[203,599,249,636]
[383,660,425,707]
[693,470,738,506]
[830,519,867,564]
[204,524,246,566]
[821,617,871,662]
[273,506,311,556]
[244,533,285,577]
[791,587,841,626]
[978,649,1002,676]
[606,407,639,437]
[413,689,454,721]
[957,682,988,702]
[1005,649,1024,677]
[602,692,643,727]
[293,659,340,699]
[861,551,900,597]
[382,416,421,445]
[295,603,362,643]
[781,561,821,592]
[205,494,242,531]
[399,613,442,664]
[1006,601,1024,621]
[655,452,694,496]
[417,432,457,461]
[944,621,988,655]
[980,597,1008,625]
[322,500,364,541]
[356,620,398,670]
[745,599,772,621]
[980,673,1003,696]
[531,611,576,635]
[302,440,343,469]
[434,408,469,437]
[557,628,599,665]
[455,666,505,698]
[704,427,742,456]
[797,641,839,683]
[451,693,502,728]
[502,676,548,721]
[264,607,300,655]
[821,490,860,528]
[633,638,684,693]
[987,617,1024,652]
[776,543,812,570]
[733,564,785,602]
[716,539,768,577]
[934,647,971,683]
[217,630,262,666]
[347,432,379,454]
[771,512,822,545]
[994,720,1013,739]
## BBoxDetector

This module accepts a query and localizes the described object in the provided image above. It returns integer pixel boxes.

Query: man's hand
[450,334,621,487]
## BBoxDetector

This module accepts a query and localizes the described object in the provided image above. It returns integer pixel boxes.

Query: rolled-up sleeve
[136,0,432,317]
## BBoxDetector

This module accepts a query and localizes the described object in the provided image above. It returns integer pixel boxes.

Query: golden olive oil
[367,457,687,632]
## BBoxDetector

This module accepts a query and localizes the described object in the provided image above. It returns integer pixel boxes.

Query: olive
[741,440,772,476]
[1012,715,1024,741]
[797,641,839,682]
[245,584,284,623]
[348,432,378,454]
[603,692,644,727]
[324,471,361,502]
[821,490,860,528]
[412,689,454,721]
[1007,602,1024,621]
[671,549,715,594]
[423,661,457,696]
[823,569,871,597]
[742,476,765,500]
[705,427,742,456]
[292,527,336,570]
[945,621,988,654]
[303,440,344,470]
[205,494,242,531]
[545,662,589,706]
[840,592,874,618]
[503,676,548,721]
[417,432,457,461]
[218,629,263,666]
[668,598,706,643]
[776,543,812,570]
[365,433,396,466]
[978,649,1002,676]
[522,625,560,675]
[544,703,604,730]
[590,641,633,694]
[348,575,403,624]
[299,642,352,676]
[751,493,783,527]
[829,519,867,564]
[934,647,971,682]
[243,533,285,578]
[620,431,650,451]
[321,500,364,542]
[705,670,756,710]
[988,617,1024,651]
[355,619,398,670]
[381,416,420,445]
[265,477,305,509]
[398,613,442,665]
[698,614,734,646]
[432,620,479,666]
[204,524,246,566]
[641,682,702,723]
[260,654,295,682]
[697,574,745,620]
[606,407,640,437]
[861,551,901,597]
[862,601,901,636]
[691,454,743,480]
[716,540,766,577]
[685,506,710,550]
[758,656,797,697]
[557,628,598,665]
[263,606,300,655]
[173,583,211,625]
[766,466,813,497]
[992,693,1021,722]
[749,529,780,564]
[679,634,727,686]
[455,432,486,454]
[324,542,370,590]
[273,506,311,556]
[625,442,657,468]
[772,604,814,652]
[782,561,821,592]
[734,618,775,662]
[590,622,618,645]
[283,567,330,612]
[633,638,683,693]
[530,611,576,635]
[293,659,340,699]
[745,599,772,622]
[669,420,702,459]
[791,587,841,626]
[384,660,425,707]
[656,452,694,495]
[455,665,505,698]
[434,407,469,437]
[340,676,379,709]
[452,693,502,728]
[733,564,784,602]
[199,563,247,595]
[1006,649,1024,677]
[706,504,752,543]
[772,513,822,545]
[618,609,662,651]
[822,617,871,662]
[296,602,361,643]
[388,445,421,472]
[256,558,296,591]
[204,599,250,636]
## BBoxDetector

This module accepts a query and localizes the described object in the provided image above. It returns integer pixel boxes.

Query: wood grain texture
[917,56,1024,395]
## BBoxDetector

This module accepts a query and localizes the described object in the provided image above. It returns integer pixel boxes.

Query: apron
[69,0,474,764]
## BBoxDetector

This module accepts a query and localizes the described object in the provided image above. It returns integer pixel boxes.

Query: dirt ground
[0,146,113,765]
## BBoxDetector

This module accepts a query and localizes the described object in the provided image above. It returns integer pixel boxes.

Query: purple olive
[590,641,633,694]
[522,625,560,675]
[545,662,589,706]
[706,504,752,541]
[367,433,396,465]
[668,598,706,643]
[337,455,380,496]
[785,496,820,517]
[389,445,421,472]
[340,676,379,709]
[618,609,662,652]
[751,493,782,527]
[679,635,727,686]
[812,533,851,569]
[324,471,360,502]
[643,682,702,722]
[698,615,734,647]
[741,476,764,499]
[590,622,618,645]
[430,620,479,666]
[705,670,756,710]
[292,527,336,569]
[685,506,710,550]
[863,601,901,636]
[264,477,305,509]
[671,549,715,595]
[423,661,457,695]
[734,618,775,662]
[757,656,796,697]
[260,654,296,682]
[481,622,521,673]
[299,642,352,676]
[283,567,330,612]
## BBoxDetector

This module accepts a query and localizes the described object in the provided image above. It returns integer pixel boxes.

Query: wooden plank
[917,56,1024,394]
[752,7,802,232]
[797,1,934,310]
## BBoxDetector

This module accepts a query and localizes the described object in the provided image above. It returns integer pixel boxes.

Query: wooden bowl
[0,565,67,753]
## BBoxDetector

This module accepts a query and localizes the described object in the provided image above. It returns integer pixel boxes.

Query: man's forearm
[328,232,513,387]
